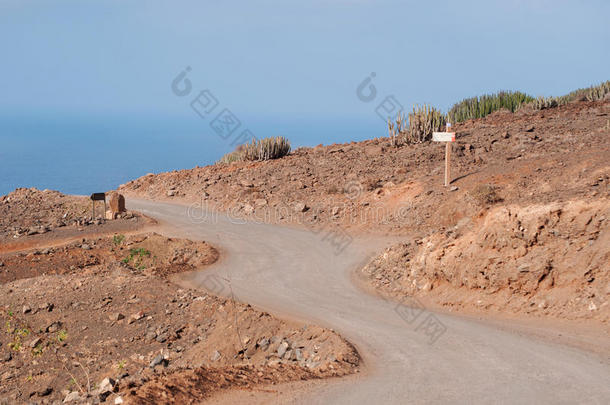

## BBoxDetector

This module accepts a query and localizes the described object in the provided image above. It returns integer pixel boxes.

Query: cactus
[217,136,291,164]
[405,104,447,144]
[527,80,610,111]
[448,91,534,123]
[386,106,446,145]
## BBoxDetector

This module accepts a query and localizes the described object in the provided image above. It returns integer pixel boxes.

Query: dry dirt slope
[0,191,360,404]
[119,100,610,323]
[119,100,609,235]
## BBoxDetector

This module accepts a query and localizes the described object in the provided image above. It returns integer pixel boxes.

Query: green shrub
[387,105,447,145]
[217,149,244,164]
[448,91,534,123]
[217,137,291,164]
[528,80,610,111]
[405,104,447,144]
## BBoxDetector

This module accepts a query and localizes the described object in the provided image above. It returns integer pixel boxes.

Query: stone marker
[108,193,126,214]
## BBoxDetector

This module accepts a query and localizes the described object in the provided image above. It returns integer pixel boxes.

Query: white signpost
[433,123,456,187]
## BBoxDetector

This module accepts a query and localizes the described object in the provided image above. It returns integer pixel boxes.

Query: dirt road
[128,198,610,404]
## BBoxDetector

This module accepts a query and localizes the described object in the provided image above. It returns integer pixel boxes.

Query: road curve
[128,198,610,404]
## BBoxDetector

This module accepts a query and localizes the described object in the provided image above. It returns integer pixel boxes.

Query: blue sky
[1,0,608,121]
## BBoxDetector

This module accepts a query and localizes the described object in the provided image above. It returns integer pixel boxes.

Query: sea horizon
[0,113,384,196]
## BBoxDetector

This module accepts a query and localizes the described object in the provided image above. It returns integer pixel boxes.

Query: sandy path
[128,198,610,404]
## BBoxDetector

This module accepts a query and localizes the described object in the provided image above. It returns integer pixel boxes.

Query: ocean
[0,114,384,196]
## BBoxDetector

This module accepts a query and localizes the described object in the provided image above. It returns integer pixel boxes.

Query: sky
[0,0,608,193]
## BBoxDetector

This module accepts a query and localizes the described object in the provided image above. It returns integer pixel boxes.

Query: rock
[38,386,53,397]
[331,206,340,216]
[277,341,289,358]
[114,397,124,404]
[28,337,42,348]
[240,180,254,188]
[97,377,116,400]
[128,311,145,324]
[167,190,176,197]
[40,302,54,312]
[81,244,91,250]
[449,186,459,192]
[294,202,308,213]
[525,125,535,132]
[109,313,125,321]
[0,262,4,267]
[105,210,117,220]
[254,198,268,207]
[63,391,81,403]
[2,352,12,362]
[108,193,126,214]
[46,321,62,333]
[257,338,269,350]
[243,204,254,215]
[295,348,303,361]
[210,350,221,361]
[149,354,167,368]
[22,305,32,314]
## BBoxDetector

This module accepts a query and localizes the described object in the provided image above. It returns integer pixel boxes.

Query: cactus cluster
[529,80,610,110]
[406,105,447,144]
[448,91,534,123]
[217,136,291,164]
[388,105,447,145]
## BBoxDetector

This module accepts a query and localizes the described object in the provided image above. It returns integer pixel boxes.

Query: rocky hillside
[118,100,610,323]
[362,199,609,321]
[119,101,610,237]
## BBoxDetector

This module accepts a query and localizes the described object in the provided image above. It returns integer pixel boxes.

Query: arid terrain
[0,190,359,404]
[120,100,610,325]
[2,99,609,404]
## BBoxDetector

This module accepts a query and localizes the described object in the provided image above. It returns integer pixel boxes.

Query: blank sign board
[432,132,456,142]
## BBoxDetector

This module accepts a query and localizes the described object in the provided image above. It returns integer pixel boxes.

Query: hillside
[120,100,610,324]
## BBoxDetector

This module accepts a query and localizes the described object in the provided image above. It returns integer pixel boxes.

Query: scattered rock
[149,354,168,368]
[63,391,81,403]
[2,352,12,362]
[37,386,53,397]
[277,341,289,358]
[294,202,308,213]
[46,321,62,333]
[28,337,42,348]
[109,313,125,321]
[210,350,221,361]
[243,204,255,215]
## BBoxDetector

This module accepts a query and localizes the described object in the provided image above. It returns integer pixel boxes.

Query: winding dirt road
[129,198,610,404]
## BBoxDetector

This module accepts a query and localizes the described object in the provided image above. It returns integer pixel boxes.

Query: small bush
[217,137,291,164]
[471,184,502,206]
[448,91,534,123]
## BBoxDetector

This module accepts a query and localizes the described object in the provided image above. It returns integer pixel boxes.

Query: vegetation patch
[218,136,291,164]
[448,91,534,123]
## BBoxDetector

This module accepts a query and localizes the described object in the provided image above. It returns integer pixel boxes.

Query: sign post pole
[432,123,455,187]
[90,193,106,219]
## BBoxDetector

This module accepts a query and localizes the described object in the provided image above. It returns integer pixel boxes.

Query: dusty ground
[119,100,610,324]
[0,193,359,404]
[119,100,610,236]
[0,188,151,254]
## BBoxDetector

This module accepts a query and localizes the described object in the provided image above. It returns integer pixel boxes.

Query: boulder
[108,193,126,214]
